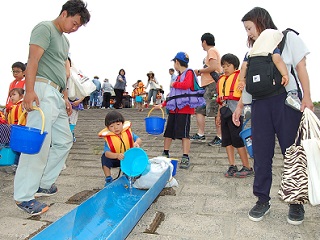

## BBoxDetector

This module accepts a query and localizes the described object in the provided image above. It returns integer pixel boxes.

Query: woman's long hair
[242,7,277,47]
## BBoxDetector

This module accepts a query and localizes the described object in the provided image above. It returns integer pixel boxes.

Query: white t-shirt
[242,30,310,104]
[281,31,310,92]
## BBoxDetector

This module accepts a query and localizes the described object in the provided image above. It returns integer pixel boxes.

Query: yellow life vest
[98,121,134,153]
[8,100,26,125]
[216,70,242,105]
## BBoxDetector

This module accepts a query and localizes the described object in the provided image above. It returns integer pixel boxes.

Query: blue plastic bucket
[145,107,166,135]
[239,119,253,158]
[0,147,16,166]
[170,159,178,176]
[135,96,143,103]
[120,148,150,177]
[10,107,48,154]
[69,124,76,133]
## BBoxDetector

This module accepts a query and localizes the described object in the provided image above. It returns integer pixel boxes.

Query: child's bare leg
[164,137,173,150]
[226,145,235,165]
[181,138,190,155]
[102,166,111,177]
[237,146,250,168]
[215,116,222,138]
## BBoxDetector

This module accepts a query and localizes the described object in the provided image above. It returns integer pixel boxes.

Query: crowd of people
[0,0,315,228]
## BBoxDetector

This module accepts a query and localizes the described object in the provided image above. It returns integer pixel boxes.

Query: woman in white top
[145,71,159,107]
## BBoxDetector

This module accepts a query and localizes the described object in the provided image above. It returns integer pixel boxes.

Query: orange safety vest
[7,100,26,125]
[0,111,7,124]
[98,121,134,153]
[5,79,25,113]
[216,70,242,105]
[132,86,146,98]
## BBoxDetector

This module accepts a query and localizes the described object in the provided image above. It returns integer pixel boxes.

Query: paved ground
[1,107,320,240]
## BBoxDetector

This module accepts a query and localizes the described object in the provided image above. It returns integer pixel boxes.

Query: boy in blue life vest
[98,111,142,186]
[154,52,205,169]
[216,53,253,178]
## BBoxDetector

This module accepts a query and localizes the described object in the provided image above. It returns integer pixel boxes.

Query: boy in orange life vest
[5,62,26,115]
[7,88,26,126]
[216,53,253,178]
[98,111,142,186]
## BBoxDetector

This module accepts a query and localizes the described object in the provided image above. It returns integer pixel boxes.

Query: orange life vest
[216,70,242,105]
[0,111,7,124]
[98,121,134,153]
[132,84,146,98]
[7,100,26,125]
[5,79,25,113]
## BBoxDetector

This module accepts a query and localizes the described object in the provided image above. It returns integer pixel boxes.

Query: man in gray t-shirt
[14,0,90,216]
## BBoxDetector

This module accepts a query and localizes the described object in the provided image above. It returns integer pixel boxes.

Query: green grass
[314,102,320,107]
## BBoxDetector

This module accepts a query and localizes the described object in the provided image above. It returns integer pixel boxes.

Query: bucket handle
[18,106,46,135]
[147,107,164,119]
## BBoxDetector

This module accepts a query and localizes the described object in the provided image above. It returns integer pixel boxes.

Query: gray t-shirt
[30,21,69,89]
[114,75,126,90]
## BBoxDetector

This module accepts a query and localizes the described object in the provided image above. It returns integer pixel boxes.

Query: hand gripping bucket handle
[239,119,253,158]
[10,106,48,154]
[19,106,46,134]
[145,107,166,135]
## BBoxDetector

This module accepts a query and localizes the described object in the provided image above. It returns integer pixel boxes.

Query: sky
[1,0,319,106]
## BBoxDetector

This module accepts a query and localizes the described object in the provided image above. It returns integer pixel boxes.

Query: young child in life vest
[7,88,25,168]
[132,80,146,112]
[7,88,26,126]
[5,62,26,116]
[216,53,253,178]
[98,111,142,186]
[154,52,205,169]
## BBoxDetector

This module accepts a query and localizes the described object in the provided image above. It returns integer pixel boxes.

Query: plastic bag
[302,108,320,205]
[68,66,96,100]
[133,156,178,189]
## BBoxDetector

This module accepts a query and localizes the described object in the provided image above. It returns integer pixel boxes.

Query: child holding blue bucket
[98,111,142,186]
[216,53,253,178]
[154,52,205,169]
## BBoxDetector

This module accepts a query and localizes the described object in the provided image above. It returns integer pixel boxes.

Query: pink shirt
[200,47,222,87]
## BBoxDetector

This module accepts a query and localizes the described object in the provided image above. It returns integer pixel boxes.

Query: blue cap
[172,52,189,64]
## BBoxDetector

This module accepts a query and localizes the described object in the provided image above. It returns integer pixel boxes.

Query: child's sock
[164,150,169,155]
[183,154,189,158]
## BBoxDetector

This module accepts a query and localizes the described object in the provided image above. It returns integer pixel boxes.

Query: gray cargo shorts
[195,81,218,117]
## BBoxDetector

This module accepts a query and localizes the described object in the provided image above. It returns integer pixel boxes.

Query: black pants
[102,92,111,108]
[114,89,124,108]
[251,92,302,203]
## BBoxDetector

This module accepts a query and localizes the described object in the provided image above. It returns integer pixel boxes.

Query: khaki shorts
[195,81,218,117]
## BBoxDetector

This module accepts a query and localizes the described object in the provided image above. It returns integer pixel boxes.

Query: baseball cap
[172,52,189,64]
